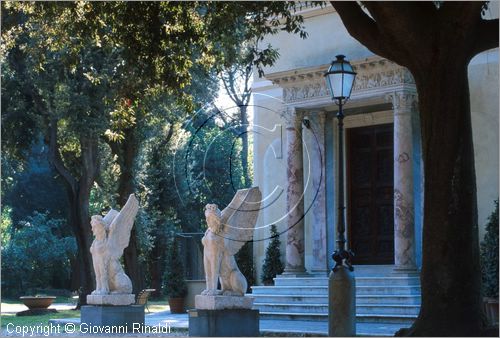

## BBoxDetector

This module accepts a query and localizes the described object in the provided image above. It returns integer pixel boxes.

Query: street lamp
[324,54,357,337]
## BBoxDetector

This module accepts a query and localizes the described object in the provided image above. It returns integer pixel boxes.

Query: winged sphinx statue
[89,194,139,295]
[202,187,262,296]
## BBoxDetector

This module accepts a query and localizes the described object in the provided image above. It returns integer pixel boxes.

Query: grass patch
[1,309,80,328]
[0,296,168,329]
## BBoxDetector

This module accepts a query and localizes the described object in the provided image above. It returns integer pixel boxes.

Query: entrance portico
[266,56,421,274]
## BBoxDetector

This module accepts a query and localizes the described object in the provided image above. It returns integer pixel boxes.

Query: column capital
[386,91,418,115]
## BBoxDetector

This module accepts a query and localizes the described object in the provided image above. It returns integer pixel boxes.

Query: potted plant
[261,224,284,286]
[163,238,188,313]
[480,200,499,325]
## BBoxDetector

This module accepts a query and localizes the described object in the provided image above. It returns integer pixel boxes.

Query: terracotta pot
[20,296,56,309]
[484,297,499,325]
[168,297,185,314]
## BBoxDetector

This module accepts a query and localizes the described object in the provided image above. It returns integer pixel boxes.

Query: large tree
[2,1,311,303]
[331,2,498,336]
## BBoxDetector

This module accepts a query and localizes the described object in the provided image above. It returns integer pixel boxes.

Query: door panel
[347,124,394,265]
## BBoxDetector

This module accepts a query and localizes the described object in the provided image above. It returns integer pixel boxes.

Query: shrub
[480,200,499,298]
[261,224,284,285]
[1,212,76,296]
[163,238,188,298]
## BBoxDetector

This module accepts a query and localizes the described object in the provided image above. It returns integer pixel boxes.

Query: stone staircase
[250,265,421,325]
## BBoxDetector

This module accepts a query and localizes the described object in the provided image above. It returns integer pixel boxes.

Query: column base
[280,269,310,278]
[391,266,420,276]
[310,269,329,277]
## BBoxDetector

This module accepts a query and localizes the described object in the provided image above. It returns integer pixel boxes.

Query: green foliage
[1,1,313,295]
[163,238,188,298]
[261,224,284,285]
[235,242,256,292]
[1,212,77,296]
[480,200,499,298]
[3,140,69,226]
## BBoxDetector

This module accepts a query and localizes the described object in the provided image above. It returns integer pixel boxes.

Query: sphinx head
[91,215,107,239]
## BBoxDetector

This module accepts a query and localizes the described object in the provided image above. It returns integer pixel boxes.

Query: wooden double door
[347,124,394,265]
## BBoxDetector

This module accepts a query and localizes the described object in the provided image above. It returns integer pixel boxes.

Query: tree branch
[330,2,391,60]
[242,66,252,106]
[221,70,242,105]
[48,118,77,195]
[79,136,100,192]
[471,18,499,56]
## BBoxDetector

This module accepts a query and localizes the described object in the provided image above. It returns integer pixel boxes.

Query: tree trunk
[48,123,99,308]
[148,232,167,298]
[68,190,94,308]
[397,60,484,336]
[114,130,144,295]
[239,105,251,187]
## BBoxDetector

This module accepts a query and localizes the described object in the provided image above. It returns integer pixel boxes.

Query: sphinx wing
[107,194,140,259]
[220,187,262,256]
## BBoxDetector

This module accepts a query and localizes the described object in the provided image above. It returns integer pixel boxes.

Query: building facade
[251,4,499,282]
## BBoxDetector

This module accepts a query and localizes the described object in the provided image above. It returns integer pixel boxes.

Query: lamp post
[324,54,357,336]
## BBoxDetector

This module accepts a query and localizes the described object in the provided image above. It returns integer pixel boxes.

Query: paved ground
[3,303,407,336]
[49,311,406,336]
[1,302,76,314]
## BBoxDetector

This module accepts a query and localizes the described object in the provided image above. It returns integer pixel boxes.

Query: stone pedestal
[188,309,259,337]
[81,305,144,330]
[328,266,356,337]
[87,294,135,305]
[194,295,254,310]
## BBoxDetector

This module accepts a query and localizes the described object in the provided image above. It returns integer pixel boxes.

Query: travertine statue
[90,194,139,295]
[201,187,262,297]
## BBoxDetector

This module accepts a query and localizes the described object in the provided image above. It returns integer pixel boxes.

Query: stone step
[274,276,420,287]
[258,311,327,321]
[255,303,328,314]
[356,314,417,325]
[258,311,417,325]
[251,285,327,295]
[356,285,421,295]
[357,304,420,316]
[254,303,420,316]
[251,294,421,306]
[251,285,420,296]
[356,295,421,305]
[352,265,396,276]
[273,277,328,286]
[250,294,327,304]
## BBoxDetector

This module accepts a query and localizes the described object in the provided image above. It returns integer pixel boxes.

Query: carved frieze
[268,57,416,104]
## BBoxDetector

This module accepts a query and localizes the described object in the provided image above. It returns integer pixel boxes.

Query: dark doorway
[347,123,394,264]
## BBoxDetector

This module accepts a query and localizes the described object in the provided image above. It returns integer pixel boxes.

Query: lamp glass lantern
[324,54,356,104]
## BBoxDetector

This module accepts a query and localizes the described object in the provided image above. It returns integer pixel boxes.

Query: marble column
[283,107,307,275]
[387,91,418,272]
[309,111,328,275]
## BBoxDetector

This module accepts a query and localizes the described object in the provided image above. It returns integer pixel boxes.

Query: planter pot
[484,297,499,325]
[169,297,185,314]
[20,296,56,310]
